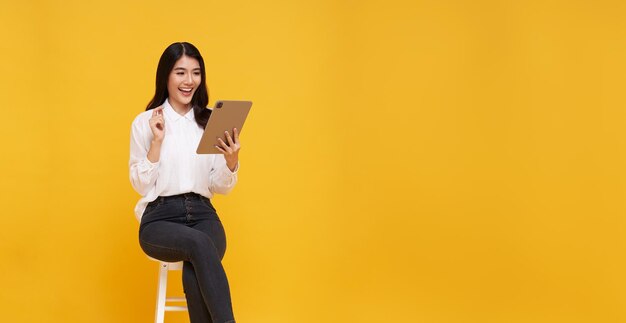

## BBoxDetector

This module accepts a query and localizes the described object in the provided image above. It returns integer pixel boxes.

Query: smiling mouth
[179,87,193,96]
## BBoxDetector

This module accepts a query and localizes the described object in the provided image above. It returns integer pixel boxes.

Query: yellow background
[1,0,626,322]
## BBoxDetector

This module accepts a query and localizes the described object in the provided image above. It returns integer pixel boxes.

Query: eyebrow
[174,67,201,71]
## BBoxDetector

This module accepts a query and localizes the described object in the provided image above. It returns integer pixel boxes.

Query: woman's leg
[182,218,230,322]
[183,261,212,322]
[140,219,235,323]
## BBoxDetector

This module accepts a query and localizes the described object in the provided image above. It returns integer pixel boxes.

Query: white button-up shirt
[129,98,238,220]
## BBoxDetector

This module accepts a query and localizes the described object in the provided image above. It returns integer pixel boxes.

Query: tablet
[196,100,253,154]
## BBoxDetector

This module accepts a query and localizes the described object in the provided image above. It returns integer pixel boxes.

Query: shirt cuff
[144,156,160,167]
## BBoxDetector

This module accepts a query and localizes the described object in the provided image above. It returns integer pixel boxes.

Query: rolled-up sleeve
[208,154,238,195]
[129,117,159,196]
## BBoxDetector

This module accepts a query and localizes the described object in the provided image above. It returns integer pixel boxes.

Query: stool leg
[155,263,168,323]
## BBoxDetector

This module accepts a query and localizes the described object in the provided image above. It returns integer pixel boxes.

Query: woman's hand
[215,128,241,172]
[149,107,165,143]
[147,107,165,163]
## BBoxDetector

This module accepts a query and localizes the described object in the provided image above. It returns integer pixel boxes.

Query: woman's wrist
[226,159,238,172]
[147,140,162,163]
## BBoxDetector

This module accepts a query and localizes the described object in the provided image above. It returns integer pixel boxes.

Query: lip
[179,87,194,97]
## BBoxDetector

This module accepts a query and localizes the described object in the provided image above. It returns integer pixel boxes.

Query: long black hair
[145,42,210,129]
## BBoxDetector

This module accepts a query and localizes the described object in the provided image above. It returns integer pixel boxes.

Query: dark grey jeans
[139,192,235,323]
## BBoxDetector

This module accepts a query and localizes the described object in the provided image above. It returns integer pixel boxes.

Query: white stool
[151,260,188,323]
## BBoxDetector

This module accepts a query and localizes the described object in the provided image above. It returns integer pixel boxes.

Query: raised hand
[149,107,165,142]
[215,128,241,172]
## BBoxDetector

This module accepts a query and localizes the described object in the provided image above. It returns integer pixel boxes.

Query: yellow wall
[1,0,626,322]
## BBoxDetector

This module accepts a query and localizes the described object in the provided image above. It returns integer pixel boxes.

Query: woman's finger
[225,131,235,146]
[217,138,232,153]
[151,106,163,117]
[233,128,239,143]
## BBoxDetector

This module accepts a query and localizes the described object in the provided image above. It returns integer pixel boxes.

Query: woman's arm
[129,108,164,195]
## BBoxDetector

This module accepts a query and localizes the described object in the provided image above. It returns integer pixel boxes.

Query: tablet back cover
[197,100,252,154]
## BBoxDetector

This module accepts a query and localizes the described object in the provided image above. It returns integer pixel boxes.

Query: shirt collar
[163,98,195,122]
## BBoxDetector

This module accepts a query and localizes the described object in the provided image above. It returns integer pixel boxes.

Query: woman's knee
[186,232,219,259]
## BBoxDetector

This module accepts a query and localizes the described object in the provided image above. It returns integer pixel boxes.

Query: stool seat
[148,258,188,323]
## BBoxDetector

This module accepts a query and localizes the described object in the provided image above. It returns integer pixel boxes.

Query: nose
[184,73,194,85]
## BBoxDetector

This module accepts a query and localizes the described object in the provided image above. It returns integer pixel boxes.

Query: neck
[169,100,192,116]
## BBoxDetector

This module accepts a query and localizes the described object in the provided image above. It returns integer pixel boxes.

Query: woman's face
[167,55,201,110]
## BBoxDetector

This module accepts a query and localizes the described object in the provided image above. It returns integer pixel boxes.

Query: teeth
[180,88,192,92]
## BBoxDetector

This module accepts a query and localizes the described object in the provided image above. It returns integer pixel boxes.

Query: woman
[129,42,240,323]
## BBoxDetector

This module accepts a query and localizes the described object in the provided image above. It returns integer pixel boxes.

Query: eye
[176,72,184,75]
[194,72,201,76]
